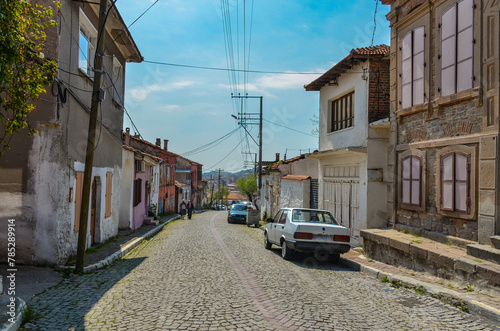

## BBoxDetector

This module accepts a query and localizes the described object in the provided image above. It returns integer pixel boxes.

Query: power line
[263,119,318,138]
[207,133,247,170]
[181,127,241,156]
[127,0,159,29]
[142,60,323,75]
[371,0,379,46]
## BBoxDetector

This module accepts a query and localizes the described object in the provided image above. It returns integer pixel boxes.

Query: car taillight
[294,232,313,240]
[333,235,350,242]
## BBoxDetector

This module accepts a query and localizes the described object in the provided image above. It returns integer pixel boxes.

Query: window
[440,152,470,212]
[331,92,354,132]
[74,172,84,233]
[135,159,145,173]
[440,0,474,97]
[112,56,123,104]
[279,211,288,224]
[79,9,97,78]
[105,172,113,217]
[401,27,425,109]
[134,178,142,206]
[401,156,421,206]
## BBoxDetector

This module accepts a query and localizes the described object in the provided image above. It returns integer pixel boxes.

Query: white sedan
[264,208,350,262]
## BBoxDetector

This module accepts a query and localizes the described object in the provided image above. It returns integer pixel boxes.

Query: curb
[340,257,500,323]
[58,215,181,273]
[1,297,25,331]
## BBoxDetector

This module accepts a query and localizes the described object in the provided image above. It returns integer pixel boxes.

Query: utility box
[246,209,259,227]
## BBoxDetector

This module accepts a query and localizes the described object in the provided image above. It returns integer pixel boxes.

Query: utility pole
[217,168,223,208]
[76,0,108,273]
[231,94,263,200]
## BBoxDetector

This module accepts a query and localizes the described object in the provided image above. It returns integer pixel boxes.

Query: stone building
[0,0,142,265]
[382,0,499,245]
[305,45,391,246]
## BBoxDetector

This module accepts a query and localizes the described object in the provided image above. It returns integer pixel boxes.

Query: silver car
[264,208,350,262]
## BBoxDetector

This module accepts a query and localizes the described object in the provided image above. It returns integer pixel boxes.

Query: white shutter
[413,27,425,105]
[411,157,421,205]
[442,155,454,210]
[457,0,474,92]
[455,154,468,212]
[401,32,413,109]
[441,5,457,96]
[402,157,411,204]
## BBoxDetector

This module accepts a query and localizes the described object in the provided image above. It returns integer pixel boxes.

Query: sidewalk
[62,213,183,272]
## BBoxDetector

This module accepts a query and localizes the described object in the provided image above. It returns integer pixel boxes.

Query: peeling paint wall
[280,179,310,209]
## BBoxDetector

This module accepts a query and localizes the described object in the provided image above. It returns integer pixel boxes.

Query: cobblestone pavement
[30,211,500,330]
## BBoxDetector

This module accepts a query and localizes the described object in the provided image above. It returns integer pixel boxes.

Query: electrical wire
[371,0,379,46]
[180,127,241,156]
[263,119,318,138]
[143,59,323,75]
[207,133,247,170]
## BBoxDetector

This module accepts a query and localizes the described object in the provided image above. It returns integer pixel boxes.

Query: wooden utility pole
[76,0,108,273]
[217,168,222,207]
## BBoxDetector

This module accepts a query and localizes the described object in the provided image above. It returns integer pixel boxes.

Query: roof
[281,175,311,181]
[304,44,390,91]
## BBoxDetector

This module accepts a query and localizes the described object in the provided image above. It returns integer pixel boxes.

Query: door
[274,210,289,243]
[91,178,97,244]
[269,210,282,244]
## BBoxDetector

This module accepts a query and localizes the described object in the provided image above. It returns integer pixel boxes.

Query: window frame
[78,9,97,79]
[330,91,354,133]
[112,56,123,105]
[398,149,426,212]
[439,0,474,97]
[436,145,476,219]
[400,26,426,109]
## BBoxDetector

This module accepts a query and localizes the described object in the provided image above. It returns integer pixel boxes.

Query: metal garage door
[323,165,360,236]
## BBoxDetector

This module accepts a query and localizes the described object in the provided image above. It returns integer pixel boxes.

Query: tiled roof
[281,175,311,181]
[351,45,390,56]
[304,44,389,91]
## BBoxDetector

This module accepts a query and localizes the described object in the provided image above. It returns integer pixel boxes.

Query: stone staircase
[467,235,500,265]
[361,228,500,289]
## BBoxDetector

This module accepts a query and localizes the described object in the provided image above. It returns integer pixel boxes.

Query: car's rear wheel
[264,233,272,250]
[281,241,293,260]
[329,253,340,264]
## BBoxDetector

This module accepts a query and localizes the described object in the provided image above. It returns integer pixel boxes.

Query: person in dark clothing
[180,200,187,220]
[187,200,194,219]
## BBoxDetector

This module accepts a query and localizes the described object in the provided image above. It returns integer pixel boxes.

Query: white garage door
[323,165,360,236]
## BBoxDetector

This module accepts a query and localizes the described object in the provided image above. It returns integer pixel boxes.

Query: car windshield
[231,205,247,211]
[291,209,338,225]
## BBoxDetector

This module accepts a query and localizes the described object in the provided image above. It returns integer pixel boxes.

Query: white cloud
[127,80,197,101]
[159,105,180,113]
[256,72,322,90]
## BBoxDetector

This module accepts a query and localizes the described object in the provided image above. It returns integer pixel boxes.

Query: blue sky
[116,0,391,172]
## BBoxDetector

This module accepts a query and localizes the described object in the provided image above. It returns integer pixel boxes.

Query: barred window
[331,92,354,132]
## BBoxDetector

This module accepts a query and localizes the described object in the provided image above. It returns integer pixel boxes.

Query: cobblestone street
[30,211,499,330]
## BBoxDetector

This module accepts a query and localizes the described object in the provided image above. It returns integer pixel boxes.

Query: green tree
[236,174,257,202]
[0,0,59,157]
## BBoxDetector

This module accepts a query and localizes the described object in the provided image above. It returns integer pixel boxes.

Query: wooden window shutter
[456,0,474,92]
[441,5,457,97]
[401,32,413,109]
[74,172,84,233]
[441,153,455,210]
[105,172,113,217]
[412,27,425,105]
[402,157,411,204]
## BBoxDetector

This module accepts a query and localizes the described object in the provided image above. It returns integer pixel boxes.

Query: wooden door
[91,178,97,244]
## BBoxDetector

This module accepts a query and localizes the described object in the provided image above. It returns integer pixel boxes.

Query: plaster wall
[279,158,319,178]
[119,149,134,229]
[133,167,148,230]
[318,62,369,152]
[280,179,310,209]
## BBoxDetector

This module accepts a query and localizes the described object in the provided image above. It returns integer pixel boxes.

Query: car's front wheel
[264,233,272,250]
[281,241,293,260]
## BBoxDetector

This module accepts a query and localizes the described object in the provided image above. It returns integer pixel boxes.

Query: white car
[264,208,350,262]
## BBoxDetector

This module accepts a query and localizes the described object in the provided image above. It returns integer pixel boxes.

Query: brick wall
[368,58,391,123]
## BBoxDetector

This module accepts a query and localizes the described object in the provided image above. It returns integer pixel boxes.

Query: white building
[305,45,391,246]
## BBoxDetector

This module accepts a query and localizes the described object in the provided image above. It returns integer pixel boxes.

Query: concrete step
[467,244,500,264]
[491,236,500,250]
[143,217,159,226]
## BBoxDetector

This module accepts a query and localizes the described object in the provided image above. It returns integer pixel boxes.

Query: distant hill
[203,168,253,185]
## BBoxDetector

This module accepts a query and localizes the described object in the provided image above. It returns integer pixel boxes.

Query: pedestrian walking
[187,200,194,219]
[180,200,187,220]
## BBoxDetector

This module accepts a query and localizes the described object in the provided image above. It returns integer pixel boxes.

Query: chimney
[163,139,169,151]
[284,154,287,161]
[124,127,131,145]
[275,153,280,162]
[156,138,161,146]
